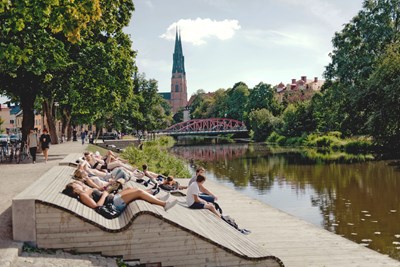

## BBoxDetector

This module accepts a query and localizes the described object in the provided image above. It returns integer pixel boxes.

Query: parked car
[0,134,9,143]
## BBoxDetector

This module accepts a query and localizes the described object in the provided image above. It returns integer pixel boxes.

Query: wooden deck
[58,153,82,166]
[12,164,283,266]
[176,179,400,267]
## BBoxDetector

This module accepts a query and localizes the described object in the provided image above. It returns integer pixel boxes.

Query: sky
[127,0,364,97]
[0,0,364,104]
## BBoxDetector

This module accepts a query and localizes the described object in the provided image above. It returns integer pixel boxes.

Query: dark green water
[170,143,400,261]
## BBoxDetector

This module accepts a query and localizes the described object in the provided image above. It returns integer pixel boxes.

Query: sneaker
[164,199,178,211]
[159,193,170,202]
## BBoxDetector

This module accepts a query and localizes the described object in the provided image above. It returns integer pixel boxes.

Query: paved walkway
[0,141,118,267]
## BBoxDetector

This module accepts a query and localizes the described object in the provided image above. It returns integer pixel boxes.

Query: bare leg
[107,161,135,172]
[43,148,49,162]
[205,203,221,217]
[119,188,165,207]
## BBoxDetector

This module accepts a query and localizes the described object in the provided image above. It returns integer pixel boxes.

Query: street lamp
[54,102,59,142]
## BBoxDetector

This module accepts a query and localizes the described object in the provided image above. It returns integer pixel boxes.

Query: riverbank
[1,141,399,266]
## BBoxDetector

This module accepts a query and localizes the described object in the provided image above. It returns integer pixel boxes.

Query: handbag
[95,203,121,219]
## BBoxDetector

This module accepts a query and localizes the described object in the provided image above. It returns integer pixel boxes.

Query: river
[170,143,400,261]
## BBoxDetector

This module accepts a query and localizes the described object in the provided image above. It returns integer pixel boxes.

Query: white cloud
[243,28,321,50]
[160,18,241,45]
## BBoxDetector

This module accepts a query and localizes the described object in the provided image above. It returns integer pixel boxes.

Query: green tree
[224,82,249,121]
[0,0,102,140]
[366,43,400,148]
[247,82,280,116]
[134,74,171,131]
[248,108,279,142]
[280,101,315,137]
[323,0,400,136]
[207,88,228,118]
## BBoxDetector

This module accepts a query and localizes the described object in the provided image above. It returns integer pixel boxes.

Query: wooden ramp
[13,166,283,267]
[58,153,82,166]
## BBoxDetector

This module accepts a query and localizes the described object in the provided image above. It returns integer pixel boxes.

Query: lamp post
[54,102,59,142]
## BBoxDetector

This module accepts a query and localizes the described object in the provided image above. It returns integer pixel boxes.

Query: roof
[159,92,171,100]
[10,105,21,115]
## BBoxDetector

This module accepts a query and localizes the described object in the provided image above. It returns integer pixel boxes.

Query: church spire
[170,26,188,113]
[172,27,185,74]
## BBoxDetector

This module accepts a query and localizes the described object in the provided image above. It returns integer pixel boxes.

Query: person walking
[27,128,39,164]
[39,128,52,163]
[81,130,86,145]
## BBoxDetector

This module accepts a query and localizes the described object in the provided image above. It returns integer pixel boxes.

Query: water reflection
[171,143,400,261]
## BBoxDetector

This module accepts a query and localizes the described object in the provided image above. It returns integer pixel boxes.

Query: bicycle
[0,142,8,163]
[15,141,30,164]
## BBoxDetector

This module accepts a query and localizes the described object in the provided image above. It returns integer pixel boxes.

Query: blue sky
[0,0,364,104]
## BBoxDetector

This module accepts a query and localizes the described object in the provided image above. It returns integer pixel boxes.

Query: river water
[170,143,400,261]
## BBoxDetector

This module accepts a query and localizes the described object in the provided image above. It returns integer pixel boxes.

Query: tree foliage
[0,0,136,141]
[322,0,400,138]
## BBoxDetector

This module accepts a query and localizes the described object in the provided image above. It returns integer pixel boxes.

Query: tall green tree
[366,43,400,148]
[224,82,249,121]
[0,0,102,140]
[323,0,400,136]
[247,82,280,116]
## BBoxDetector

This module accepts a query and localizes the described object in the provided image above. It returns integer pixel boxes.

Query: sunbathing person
[84,152,135,173]
[186,174,220,217]
[161,176,187,191]
[62,180,177,213]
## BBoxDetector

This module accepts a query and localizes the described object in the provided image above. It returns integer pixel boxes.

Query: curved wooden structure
[13,165,283,267]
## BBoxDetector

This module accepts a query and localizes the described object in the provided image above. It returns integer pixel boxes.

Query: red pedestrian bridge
[161,118,248,136]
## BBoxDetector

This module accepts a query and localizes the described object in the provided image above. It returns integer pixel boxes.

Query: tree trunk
[20,93,36,143]
[62,106,72,141]
[42,99,59,144]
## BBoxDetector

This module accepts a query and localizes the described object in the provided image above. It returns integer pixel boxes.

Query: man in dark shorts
[186,174,220,217]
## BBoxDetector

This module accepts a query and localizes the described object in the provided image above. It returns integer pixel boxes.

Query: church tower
[170,29,188,113]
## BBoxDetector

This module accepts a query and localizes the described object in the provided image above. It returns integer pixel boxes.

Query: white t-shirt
[186,182,201,207]
[188,174,197,186]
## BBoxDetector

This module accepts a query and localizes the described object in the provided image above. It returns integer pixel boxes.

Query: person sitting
[189,167,218,203]
[62,181,177,213]
[186,174,220,217]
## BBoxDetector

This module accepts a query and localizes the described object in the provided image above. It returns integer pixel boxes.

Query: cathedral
[160,29,188,114]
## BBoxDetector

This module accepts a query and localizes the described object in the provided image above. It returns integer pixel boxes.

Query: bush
[344,140,372,153]
[122,137,190,177]
[267,131,282,143]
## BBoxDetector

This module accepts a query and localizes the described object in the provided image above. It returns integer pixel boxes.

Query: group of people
[62,150,179,215]
[62,150,221,219]
[27,128,52,164]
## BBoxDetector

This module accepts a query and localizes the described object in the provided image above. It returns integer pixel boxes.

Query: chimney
[301,76,307,82]
[314,77,318,83]
[291,78,296,84]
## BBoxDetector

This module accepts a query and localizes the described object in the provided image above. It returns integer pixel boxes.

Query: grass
[122,136,191,178]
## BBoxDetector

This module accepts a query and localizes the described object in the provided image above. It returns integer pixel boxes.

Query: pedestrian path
[0,141,118,266]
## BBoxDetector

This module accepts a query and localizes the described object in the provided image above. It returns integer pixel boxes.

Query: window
[175,84,179,92]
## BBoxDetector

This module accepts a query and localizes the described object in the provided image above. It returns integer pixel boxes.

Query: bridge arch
[164,118,247,134]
